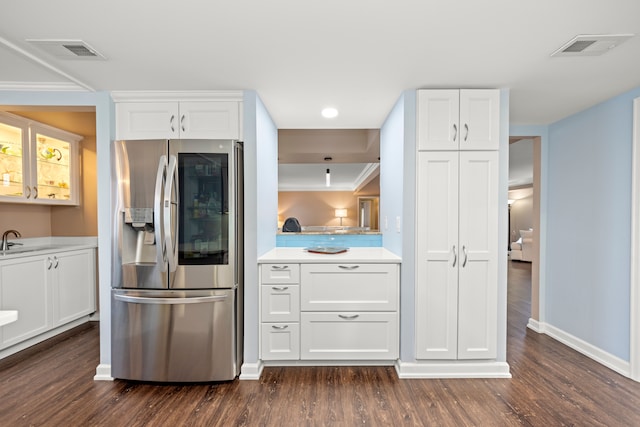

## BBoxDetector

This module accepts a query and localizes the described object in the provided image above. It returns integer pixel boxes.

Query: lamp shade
[335,209,347,218]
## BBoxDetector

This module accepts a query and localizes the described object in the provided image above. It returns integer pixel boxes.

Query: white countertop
[0,310,18,327]
[0,236,98,260]
[258,247,401,263]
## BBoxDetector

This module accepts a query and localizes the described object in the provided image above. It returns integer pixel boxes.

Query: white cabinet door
[417,90,459,151]
[115,102,180,140]
[418,89,499,151]
[0,256,50,348]
[415,151,498,360]
[459,90,500,151]
[116,101,240,140]
[179,102,240,140]
[261,284,300,322]
[260,264,300,284]
[53,249,96,327]
[261,322,300,360]
[301,312,398,360]
[457,151,498,359]
[416,151,459,359]
[301,264,398,311]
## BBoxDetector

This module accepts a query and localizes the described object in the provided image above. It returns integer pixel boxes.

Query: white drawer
[260,264,300,284]
[261,284,300,322]
[261,322,300,360]
[301,263,398,311]
[300,312,398,360]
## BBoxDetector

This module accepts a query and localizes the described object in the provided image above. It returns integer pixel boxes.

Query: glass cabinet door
[33,132,73,202]
[0,120,26,200]
[178,152,229,265]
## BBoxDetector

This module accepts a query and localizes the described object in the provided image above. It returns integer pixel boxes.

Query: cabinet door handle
[338,314,359,320]
[272,286,289,291]
[47,257,53,270]
[181,114,186,132]
[271,325,288,330]
[452,123,458,142]
[462,245,468,268]
[33,186,38,199]
[338,265,359,270]
[169,115,175,132]
[464,123,469,142]
[26,186,31,199]
[270,265,288,270]
[53,256,59,269]
[452,245,457,267]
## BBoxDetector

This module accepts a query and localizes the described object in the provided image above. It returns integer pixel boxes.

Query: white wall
[510,195,533,241]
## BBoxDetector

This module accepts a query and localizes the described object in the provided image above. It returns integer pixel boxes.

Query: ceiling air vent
[26,39,106,60]
[551,34,634,57]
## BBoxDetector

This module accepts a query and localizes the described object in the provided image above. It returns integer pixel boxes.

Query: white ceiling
[1,1,639,129]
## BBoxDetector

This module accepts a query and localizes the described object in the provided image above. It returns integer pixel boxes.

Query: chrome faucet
[1,229,21,251]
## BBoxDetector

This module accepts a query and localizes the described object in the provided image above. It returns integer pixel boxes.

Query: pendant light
[326,168,330,187]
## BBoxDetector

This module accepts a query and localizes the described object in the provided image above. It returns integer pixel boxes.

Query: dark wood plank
[0,261,639,426]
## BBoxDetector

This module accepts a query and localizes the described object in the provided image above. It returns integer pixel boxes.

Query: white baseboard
[239,361,264,380]
[538,322,631,378]
[527,317,543,333]
[395,360,511,379]
[94,363,113,381]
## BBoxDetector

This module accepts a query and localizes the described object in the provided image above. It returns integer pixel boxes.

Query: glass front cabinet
[0,112,81,205]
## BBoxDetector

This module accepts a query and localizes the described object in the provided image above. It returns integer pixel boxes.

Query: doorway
[508,135,542,327]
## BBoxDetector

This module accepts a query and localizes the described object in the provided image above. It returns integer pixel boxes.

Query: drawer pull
[338,314,359,320]
[271,325,289,330]
[272,286,289,291]
[338,265,359,270]
[271,265,289,270]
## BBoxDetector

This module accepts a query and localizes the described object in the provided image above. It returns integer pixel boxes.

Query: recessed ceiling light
[321,107,338,118]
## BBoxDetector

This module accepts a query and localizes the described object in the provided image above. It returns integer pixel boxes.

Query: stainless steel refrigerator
[111,139,243,382]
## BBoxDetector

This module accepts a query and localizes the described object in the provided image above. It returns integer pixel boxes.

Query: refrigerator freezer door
[113,140,170,289]
[111,288,238,382]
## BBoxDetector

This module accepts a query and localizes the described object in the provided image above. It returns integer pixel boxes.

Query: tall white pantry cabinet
[415,89,500,360]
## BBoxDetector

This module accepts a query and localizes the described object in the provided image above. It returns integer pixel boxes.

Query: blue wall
[242,90,278,365]
[545,86,640,361]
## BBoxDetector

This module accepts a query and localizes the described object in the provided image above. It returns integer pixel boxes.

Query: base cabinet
[259,262,399,362]
[0,248,96,351]
[300,312,397,360]
[0,256,49,347]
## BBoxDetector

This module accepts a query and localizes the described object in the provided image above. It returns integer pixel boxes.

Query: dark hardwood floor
[1,261,640,426]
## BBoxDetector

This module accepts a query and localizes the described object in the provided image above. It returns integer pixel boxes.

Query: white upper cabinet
[418,89,500,151]
[114,95,242,140]
[0,112,81,205]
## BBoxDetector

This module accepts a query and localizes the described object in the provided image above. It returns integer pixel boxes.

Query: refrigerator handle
[164,154,179,273]
[114,294,228,305]
[154,155,168,271]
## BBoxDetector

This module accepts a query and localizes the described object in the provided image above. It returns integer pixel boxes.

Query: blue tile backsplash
[276,233,382,248]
